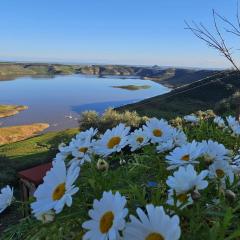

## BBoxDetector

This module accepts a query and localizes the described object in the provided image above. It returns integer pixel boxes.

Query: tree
[186,3,240,119]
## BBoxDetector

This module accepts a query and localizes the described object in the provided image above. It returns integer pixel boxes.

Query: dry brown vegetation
[0,105,28,118]
[0,123,49,145]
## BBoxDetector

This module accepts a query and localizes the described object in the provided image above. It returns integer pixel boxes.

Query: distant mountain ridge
[0,62,217,88]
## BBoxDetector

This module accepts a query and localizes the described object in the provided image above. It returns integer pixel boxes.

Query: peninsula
[0,104,28,118]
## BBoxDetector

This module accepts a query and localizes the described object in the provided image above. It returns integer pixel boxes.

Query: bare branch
[215,11,240,37]
[237,0,240,29]
[185,7,240,71]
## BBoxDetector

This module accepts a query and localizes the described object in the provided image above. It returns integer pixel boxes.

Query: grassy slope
[118,71,240,119]
[0,128,78,187]
[144,68,219,88]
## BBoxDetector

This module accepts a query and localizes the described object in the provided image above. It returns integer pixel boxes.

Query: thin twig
[185,8,240,71]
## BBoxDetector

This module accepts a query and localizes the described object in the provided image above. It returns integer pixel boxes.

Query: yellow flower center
[99,211,114,233]
[216,169,225,178]
[146,233,164,240]
[177,193,188,202]
[107,136,121,149]
[79,147,88,153]
[153,129,162,137]
[52,183,66,201]
[181,154,190,161]
[136,136,144,143]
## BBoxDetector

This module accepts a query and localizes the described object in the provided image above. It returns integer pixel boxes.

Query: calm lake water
[0,74,170,131]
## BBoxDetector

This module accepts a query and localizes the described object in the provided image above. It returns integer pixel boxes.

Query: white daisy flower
[166,189,193,209]
[170,128,188,147]
[127,128,149,151]
[208,160,234,185]
[200,140,230,164]
[232,125,240,136]
[82,191,128,240]
[58,142,72,157]
[143,118,172,144]
[53,152,67,164]
[226,116,240,136]
[0,185,14,214]
[156,139,175,153]
[157,128,187,154]
[165,141,203,170]
[94,124,130,156]
[226,116,238,129]
[166,165,208,202]
[124,204,181,240]
[31,160,80,216]
[76,128,98,141]
[231,151,240,173]
[183,114,199,124]
[71,138,94,164]
[213,116,225,128]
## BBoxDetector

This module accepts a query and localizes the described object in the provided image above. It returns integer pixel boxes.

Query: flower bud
[119,159,126,165]
[96,159,109,171]
[35,210,55,223]
[191,190,201,200]
[225,189,236,201]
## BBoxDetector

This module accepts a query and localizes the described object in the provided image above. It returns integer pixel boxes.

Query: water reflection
[0,74,170,131]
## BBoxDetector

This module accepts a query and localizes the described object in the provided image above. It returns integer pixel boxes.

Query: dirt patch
[0,123,49,145]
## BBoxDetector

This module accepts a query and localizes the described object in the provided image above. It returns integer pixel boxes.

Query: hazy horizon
[0,59,227,71]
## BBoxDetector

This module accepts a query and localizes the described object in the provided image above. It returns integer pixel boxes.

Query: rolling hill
[117,71,240,119]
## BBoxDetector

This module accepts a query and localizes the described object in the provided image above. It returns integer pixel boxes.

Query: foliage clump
[79,108,148,132]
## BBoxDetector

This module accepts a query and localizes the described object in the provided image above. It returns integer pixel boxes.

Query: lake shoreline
[0,74,169,132]
[0,72,174,89]
[0,62,217,88]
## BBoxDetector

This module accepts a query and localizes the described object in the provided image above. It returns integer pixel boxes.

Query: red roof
[18,162,52,185]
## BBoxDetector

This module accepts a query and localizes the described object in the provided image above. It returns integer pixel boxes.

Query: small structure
[18,162,52,202]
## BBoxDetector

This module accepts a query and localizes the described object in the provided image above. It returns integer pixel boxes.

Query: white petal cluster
[55,128,98,166]
[231,150,240,173]
[82,192,182,240]
[124,204,181,240]
[82,191,128,240]
[94,124,130,156]
[165,141,203,170]
[226,116,240,136]
[31,160,80,215]
[208,160,234,185]
[143,118,173,144]
[200,140,230,163]
[127,128,149,151]
[0,185,14,214]
[184,114,199,124]
[166,165,208,208]
[214,116,226,128]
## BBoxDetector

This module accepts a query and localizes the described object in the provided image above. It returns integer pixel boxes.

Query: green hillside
[117,71,240,119]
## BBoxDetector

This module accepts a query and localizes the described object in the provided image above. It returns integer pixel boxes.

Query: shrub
[79,108,148,132]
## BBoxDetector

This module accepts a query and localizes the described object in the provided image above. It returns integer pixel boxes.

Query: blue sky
[0,0,238,68]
